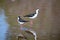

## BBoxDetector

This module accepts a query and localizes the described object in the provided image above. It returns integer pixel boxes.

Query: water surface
[0,9,9,40]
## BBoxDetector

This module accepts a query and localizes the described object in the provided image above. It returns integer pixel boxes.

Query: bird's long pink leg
[20,24,23,30]
[30,20,33,27]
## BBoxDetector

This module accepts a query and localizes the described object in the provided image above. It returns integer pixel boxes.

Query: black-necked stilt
[17,16,29,24]
[17,16,28,40]
[24,9,39,27]
[17,16,29,30]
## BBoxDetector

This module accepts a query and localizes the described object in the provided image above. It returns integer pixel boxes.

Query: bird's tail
[23,15,29,17]
[25,21,29,22]
[23,15,27,17]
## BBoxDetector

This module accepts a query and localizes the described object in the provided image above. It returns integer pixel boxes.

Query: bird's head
[18,16,20,18]
[36,9,39,13]
[18,16,20,19]
[36,9,39,11]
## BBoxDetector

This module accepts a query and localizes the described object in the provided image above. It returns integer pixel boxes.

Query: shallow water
[0,9,9,40]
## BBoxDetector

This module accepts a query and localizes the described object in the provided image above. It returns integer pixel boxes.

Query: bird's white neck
[36,11,38,14]
[36,9,39,14]
[29,9,39,19]
[18,17,19,20]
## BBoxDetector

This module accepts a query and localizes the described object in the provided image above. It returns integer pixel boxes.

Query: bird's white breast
[18,21,24,24]
[17,17,24,24]
[29,13,38,19]
[29,9,39,19]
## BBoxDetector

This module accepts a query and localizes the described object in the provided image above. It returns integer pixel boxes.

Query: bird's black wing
[24,12,36,17]
[19,18,29,22]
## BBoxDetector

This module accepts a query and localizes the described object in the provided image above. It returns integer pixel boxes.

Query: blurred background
[0,0,60,40]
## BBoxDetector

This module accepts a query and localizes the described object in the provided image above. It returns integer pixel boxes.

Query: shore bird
[24,9,39,27]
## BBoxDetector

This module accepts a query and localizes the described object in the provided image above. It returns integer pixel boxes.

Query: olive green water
[0,0,60,40]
